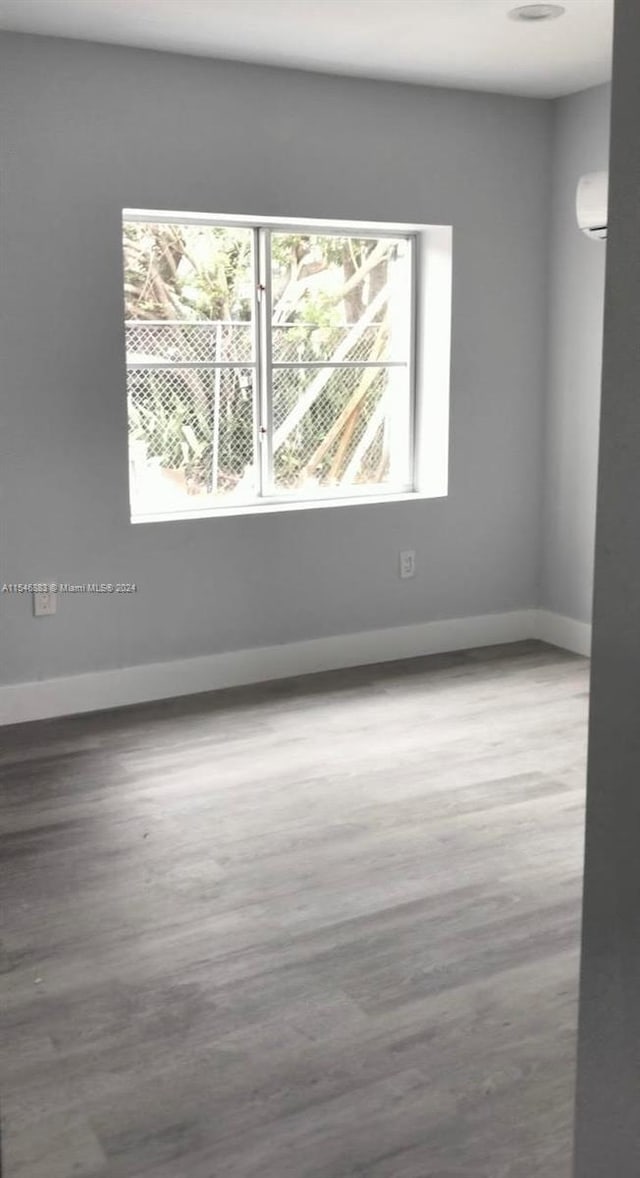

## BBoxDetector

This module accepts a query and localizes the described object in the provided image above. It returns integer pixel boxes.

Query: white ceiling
[0,0,613,99]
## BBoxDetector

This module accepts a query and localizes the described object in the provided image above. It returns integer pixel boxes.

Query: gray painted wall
[0,34,551,686]
[541,83,610,624]
[574,1,640,1172]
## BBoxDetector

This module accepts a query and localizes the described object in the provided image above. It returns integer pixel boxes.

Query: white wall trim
[533,609,592,657]
[0,608,590,726]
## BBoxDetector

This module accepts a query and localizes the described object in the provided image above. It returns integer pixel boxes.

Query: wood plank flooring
[0,640,589,1177]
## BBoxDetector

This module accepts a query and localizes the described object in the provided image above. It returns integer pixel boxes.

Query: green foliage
[124,222,253,323]
[128,371,210,486]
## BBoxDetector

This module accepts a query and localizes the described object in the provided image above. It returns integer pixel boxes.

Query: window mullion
[408,234,418,493]
[256,227,274,497]
[253,227,264,499]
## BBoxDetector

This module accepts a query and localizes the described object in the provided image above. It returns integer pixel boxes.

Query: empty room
[0,0,621,1175]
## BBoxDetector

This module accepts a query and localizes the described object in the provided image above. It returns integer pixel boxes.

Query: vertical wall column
[574,1,640,1173]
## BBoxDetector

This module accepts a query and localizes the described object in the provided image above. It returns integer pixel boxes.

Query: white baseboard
[533,609,592,657]
[0,607,590,726]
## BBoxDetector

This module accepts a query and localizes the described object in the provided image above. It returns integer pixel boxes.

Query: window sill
[131,488,446,525]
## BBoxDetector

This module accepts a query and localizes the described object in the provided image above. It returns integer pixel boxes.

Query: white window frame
[124,209,452,522]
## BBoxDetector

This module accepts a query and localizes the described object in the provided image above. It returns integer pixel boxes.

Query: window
[123,212,448,521]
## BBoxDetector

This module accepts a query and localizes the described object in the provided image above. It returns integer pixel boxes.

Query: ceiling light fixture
[508,3,566,21]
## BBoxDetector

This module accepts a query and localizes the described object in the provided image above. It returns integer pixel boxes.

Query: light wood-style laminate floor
[0,641,589,1178]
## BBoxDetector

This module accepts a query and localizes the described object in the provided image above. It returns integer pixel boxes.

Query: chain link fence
[272,366,388,489]
[126,319,402,503]
[126,320,389,366]
[127,363,254,496]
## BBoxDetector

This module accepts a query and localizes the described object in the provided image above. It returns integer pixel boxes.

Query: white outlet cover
[33,590,57,616]
[399,550,416,579]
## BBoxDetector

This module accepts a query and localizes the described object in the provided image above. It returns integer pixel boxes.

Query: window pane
[128,366,256,516]
[270,233,411,365]
[271,365,411,494]
[124,219,257,516]
[123,220,255,364]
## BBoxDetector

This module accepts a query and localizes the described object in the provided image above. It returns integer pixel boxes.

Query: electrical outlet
[399,550,416,579]
[33,589,57,617]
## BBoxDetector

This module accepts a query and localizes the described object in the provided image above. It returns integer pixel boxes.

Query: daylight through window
[123,213,418,519]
